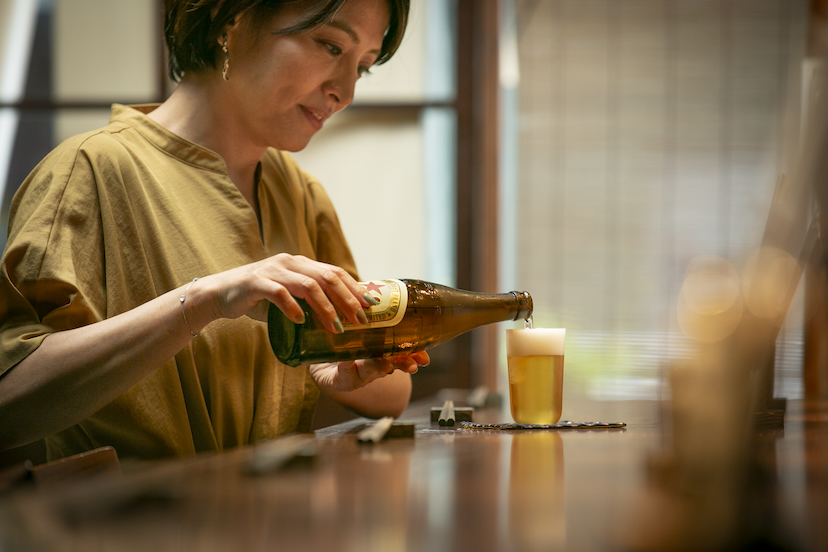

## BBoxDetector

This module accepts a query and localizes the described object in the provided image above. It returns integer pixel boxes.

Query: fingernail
[411,368,419,374]
[333,317,344,334]
[356,309,369,325]
[363,292,380,306]
[294,311,306,324]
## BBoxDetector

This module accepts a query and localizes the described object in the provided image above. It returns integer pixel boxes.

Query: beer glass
[505,328,566,424]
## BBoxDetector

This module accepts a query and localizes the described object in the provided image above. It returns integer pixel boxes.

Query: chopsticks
[438,400,455,427]
[357,416,395,444]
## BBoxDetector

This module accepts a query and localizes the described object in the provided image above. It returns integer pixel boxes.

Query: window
[506,0,809,400]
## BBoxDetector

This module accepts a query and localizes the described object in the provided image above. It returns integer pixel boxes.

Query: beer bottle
[268,279,533,367]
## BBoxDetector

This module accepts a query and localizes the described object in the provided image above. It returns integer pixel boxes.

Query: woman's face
[225,0,390,152]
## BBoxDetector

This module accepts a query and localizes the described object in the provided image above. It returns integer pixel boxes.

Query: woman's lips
[301,106,325,131]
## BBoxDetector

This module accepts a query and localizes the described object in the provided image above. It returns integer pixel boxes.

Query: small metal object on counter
[430,406,473,423]
[466,386,503,409]
[244,434,318,475]
[356,416,395,444]
[458,420,626,430]
[437,400,455,426]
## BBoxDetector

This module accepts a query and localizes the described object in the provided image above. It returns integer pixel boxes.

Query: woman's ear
[217,16,241,47]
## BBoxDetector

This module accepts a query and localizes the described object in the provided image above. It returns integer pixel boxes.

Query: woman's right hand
[186,253,373,335]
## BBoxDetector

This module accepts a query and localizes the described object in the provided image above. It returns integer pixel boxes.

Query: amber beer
[268,279,533,367]
[506,328,566,424]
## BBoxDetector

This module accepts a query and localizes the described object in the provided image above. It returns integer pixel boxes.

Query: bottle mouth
[511,291,533,321]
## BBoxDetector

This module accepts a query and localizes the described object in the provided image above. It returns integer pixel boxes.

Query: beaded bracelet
[179,278,200,338]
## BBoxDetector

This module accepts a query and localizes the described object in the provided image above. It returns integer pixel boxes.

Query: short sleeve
[0,138,106,376]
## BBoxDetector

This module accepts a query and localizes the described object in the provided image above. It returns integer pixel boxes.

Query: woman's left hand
[309,351,430,394]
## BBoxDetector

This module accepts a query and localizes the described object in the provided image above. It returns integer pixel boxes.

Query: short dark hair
[164,0,409,82]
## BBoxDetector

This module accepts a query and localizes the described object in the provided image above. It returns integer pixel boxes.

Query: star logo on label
[364,281,385,304]
[365,281,385,294]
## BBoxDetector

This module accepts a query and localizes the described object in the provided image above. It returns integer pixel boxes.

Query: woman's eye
[358,66,372,78]
[323,42,342,56]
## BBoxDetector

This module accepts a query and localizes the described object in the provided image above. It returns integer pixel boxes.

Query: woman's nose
[325,65,357,109]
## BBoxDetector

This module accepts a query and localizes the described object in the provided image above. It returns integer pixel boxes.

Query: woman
[0,0,427,460]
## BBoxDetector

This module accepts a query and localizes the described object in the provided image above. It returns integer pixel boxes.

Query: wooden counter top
[0,397,825,552]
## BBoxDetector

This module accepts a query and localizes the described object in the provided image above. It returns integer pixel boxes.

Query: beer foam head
[506,328,565,356]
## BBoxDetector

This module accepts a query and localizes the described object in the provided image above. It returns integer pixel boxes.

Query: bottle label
[342,279,408,330]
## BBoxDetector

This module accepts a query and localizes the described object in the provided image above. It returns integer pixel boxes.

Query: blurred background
[0,0,821,416]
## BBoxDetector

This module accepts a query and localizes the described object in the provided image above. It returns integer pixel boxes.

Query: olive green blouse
[0,104,358,461]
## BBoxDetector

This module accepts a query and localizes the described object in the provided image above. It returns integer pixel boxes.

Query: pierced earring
[221,33,230,81]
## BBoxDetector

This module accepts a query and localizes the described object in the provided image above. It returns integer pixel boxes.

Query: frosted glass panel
[511,0,808,399]
[53,0,157,101]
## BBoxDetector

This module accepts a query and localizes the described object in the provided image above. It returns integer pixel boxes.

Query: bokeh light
[677,256,743,343]
[741,246,801,322]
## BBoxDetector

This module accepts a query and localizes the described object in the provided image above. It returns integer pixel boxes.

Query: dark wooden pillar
[803,0,828,402]
[809,0,828,55]
[455,0,501,390]
[805,246,828,401]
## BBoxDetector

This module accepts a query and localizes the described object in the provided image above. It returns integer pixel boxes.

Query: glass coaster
[458,420,626,430]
